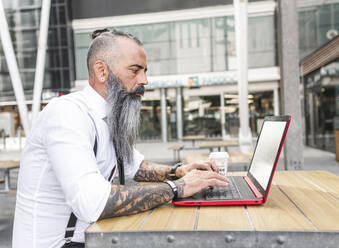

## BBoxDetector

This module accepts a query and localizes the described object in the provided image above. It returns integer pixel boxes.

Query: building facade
[0,0,338,152]
[72,0,280,141]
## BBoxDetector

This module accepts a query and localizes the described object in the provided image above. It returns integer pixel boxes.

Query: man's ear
[93,60,109,83]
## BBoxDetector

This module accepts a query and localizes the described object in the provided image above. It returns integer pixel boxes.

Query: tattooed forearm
[99,183,174,220]
[134,161,172,182]
[174,178,185,198]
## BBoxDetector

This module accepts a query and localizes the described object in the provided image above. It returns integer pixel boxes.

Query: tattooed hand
[175,161,218,178]
[174,169,228,198]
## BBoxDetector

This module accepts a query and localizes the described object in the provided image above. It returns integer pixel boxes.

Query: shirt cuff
[124,149,144,179]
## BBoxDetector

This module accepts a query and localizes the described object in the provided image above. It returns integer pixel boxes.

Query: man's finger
[205,161,218,172]
[197,170,228,182]
[194,163,213,171]
[207,178,228,187]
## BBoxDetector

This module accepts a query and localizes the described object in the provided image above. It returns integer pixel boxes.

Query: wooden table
[199,140,239,152]
[0,160,20,192]
[182,135,206,148]
[183,151,252,171]
[86,170,339,248]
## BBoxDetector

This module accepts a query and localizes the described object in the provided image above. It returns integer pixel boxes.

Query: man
[12,29,228,248]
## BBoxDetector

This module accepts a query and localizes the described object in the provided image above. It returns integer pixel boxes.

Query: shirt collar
[83,85,107,119]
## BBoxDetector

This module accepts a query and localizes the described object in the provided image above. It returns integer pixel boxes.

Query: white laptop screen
[249,120,287,190]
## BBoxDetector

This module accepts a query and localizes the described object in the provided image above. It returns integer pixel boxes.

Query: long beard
[105,70,144,164]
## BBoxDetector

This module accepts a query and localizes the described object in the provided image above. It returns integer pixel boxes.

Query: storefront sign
[146,71,237,89]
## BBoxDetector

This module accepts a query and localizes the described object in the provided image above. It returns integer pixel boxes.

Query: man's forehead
[117,38,147,67]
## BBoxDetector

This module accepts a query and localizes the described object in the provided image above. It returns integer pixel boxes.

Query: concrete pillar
[277,0,304,170]
[234,0,252,152]
[32,0,51,123]
[176,87,183,141]
[273,88,280,116]
[160,88,168,143]
[0,0,30,136]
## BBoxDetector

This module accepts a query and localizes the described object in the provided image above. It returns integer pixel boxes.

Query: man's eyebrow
[130,64,147,72]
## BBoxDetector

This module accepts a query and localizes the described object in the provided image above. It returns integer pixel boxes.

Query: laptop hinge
[244,176,263,198]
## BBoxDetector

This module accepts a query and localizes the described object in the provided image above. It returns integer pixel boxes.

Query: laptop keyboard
[205,177,241,200]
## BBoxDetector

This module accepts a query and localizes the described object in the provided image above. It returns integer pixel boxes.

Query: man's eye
[132,69,139,74]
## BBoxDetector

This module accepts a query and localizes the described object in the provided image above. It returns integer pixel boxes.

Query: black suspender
[117,157,125,185]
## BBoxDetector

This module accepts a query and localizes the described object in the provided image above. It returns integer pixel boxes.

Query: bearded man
[12,29,228,248]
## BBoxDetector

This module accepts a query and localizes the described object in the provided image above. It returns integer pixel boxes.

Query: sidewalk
[1,142,338,247]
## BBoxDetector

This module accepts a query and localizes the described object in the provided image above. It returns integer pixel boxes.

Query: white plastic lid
[208,152,229,159]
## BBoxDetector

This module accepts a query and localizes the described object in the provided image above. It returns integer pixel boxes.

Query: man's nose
[137,71,148,86]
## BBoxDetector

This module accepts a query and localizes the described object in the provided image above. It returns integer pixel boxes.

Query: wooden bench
[168,144,184,163]
[0,160,20,193]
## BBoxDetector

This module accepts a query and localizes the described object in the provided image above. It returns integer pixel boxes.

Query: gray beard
[105,70,143,164]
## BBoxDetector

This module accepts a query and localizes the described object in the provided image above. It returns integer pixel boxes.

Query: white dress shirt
[12,86,144,248]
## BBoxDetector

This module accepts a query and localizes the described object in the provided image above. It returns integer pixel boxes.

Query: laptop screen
[249,120,287,190]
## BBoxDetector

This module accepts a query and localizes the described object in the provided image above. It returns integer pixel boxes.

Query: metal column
[220,92,227,140]
[32,0,51,123]
[176,87,183,141]
[160,88,168,143]
[0,0,30,136]
[234,0,252,152]
[277,0,304,170]
[273,88,280,116]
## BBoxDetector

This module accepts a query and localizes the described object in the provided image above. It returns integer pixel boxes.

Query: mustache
[129,85,145,97]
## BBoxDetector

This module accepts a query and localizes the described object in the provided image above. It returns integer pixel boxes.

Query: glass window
[248,15,276,68]
[119,23,175,76]
[60,27,68,46]
[0,75,13,92]
[299,10,317,59]
[139,99,162,140]
[75,47,89,80]
[15,11,37,27]
[22,72,34,90]
[318,5,332,45]
[298,3,339,58]
[61,48,69,67]
[21,30,37,49]
[22,52,37,69]
[213,17,234,71]
[74,13,276,80]
[0,56,8,73]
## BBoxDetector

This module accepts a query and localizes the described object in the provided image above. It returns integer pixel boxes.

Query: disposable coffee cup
[208,152,229,176]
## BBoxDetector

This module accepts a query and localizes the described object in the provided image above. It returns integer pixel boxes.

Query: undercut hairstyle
[86,28,143,76]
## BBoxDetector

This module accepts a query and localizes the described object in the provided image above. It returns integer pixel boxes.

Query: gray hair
[87,29,143,76]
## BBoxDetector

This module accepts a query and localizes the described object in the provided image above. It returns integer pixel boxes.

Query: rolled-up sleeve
[124,148,144,178]
[43,100,110,223]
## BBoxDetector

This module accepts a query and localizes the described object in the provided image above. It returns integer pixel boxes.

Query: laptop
[172,115,291,206]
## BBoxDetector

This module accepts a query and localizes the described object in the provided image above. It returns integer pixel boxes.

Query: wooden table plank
[87,211,148,232]
[199,140,239,150]
[0,160,20,169]
[182,135,206,140]
[198,206,252,230]
[247,185,315,231]
[141,204,196,230]
[183,151,252,165]
[273,171,339,231]
[295,170,339,199]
